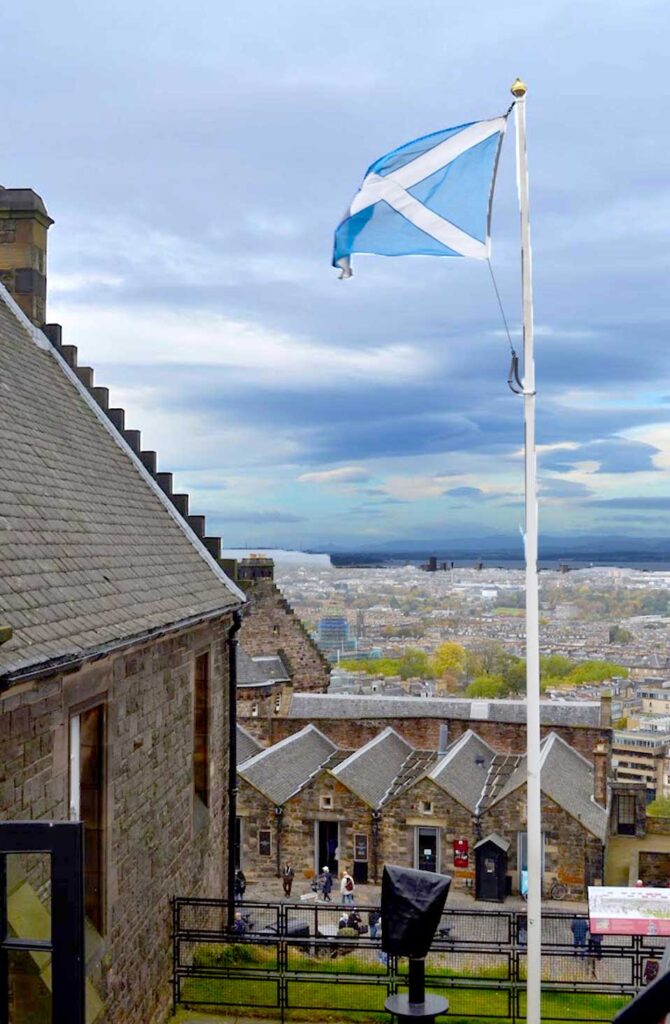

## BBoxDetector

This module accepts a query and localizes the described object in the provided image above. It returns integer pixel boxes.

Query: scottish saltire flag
[333,115,508,278]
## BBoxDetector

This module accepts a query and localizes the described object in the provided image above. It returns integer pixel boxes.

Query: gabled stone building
[237,724,610,897]
[0,189,246,1024]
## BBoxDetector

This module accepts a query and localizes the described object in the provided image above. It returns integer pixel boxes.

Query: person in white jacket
[340,868,355,906]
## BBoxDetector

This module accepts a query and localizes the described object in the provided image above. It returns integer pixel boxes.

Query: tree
[466,675,506,698]
[503,658,526,694]
[646,795,670,818]
[564,661,628,685]
[609,624,633,644]
[398,649,432,680]
[430,642,467,679]
[540,655,573,679]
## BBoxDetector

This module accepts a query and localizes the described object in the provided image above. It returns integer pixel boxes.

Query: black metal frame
[0,821,85,1024]
[172,897,660,1023]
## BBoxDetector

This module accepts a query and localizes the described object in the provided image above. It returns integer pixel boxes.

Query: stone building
[0,191,246,1024]
[236,725,342,878]
[237,723,609,897]
[235,574,331,737]
[263,691,613,767]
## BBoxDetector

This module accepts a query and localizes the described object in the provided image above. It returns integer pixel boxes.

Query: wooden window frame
[193,651,210,810]
[68,702,106,935]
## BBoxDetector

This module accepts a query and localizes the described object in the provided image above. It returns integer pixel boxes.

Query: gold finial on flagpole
[511,78,527,97]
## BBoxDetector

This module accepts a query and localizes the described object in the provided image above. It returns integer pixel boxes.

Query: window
[274,695,281,714]
[272,624,280,637]
[194,653,210,808]
[420,800,433,815]
[615,793,636,836]
[251,703,258,718]
[320,795,333,810]
[69,705,106,933]
[259,830,272,856]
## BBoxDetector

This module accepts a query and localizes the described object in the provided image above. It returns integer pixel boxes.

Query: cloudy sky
[4,0,670,550]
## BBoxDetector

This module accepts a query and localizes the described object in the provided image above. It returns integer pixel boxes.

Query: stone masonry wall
[0,615,231,1024]
[483,791,604,896]
[239,579,330,692]
[237,771,371,886]
[268,716,610,767]
[382,778,476,886]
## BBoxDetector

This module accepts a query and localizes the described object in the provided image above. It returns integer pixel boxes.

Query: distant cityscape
[275,558,670,802]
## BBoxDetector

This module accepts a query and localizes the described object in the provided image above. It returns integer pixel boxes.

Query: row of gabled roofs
[235,723,608,841]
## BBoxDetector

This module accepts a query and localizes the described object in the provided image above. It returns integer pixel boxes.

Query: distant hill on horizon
[318,533,670,566]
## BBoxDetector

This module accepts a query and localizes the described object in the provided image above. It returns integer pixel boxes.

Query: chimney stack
[0,187,53,326]
[593,742,609,808]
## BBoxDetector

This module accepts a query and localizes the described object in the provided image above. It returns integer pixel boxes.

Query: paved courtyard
[243,873,587,914]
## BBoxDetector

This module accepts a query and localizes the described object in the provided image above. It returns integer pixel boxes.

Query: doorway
[317,821,339,875]
[517,831,545,892]
[415,827,439,872]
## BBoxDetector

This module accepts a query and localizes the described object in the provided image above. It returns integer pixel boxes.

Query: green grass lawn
[178,944,631,1023]
[179,976,629,1023]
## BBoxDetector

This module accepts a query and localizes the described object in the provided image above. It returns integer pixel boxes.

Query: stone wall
[267,716,610,767]
[239,579,330,692]
[237,771,371,885]
[483,791,604,896]
[381,778,475,886]
[646,816,670,835]
[0,615,232,1024]
[237,768,603,897]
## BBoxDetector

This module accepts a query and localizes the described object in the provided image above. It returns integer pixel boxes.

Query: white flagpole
[511,77,542,1024]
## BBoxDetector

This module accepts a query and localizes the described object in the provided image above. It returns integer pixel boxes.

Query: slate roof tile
[331,727,415,808]
[238,725,337,805]
[288,693,602,727]
[0,290,242,679]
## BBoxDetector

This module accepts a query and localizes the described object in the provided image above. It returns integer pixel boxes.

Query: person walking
[570,915,588,956]
[368,908,380,940]
[320,866,333,901]
[234,869,247,904]
[281,862,295,898]
[341,868,355,906]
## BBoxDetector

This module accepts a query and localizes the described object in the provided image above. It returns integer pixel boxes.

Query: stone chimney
[600,690,612,729]
[0,187,53,326]
[593,742,609,808]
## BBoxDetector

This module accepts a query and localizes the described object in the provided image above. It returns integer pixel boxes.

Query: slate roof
[0,286,243,682]
[236,724,264,765]
[486,732,608,841]
[331,727,414,808]
[474,832,510,852]
[237,724,337,805]
[288,693,602,727]
[238,650,290,688]
[428,731,496,813]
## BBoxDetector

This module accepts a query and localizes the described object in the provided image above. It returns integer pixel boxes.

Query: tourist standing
[234,869,247,903]
[341,868,355,906]
[281,862,295,898]
[320,866,333,901]
[570,916,588,956]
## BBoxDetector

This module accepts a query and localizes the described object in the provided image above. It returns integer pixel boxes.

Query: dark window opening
[79,705,105,933]
[616,793,636,835]
[259,830,271,856]
[194,653,210,808]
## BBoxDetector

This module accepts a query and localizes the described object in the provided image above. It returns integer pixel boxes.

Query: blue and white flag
[333,115,508,278]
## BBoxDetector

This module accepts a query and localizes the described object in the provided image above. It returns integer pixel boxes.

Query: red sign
[453,838,469,868]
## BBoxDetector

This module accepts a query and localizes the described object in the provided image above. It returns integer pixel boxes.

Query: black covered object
[381,865,451,958]
[613,967,670,1023]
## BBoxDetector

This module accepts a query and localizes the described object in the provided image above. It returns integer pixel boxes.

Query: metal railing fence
[173,898,662,1022]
